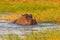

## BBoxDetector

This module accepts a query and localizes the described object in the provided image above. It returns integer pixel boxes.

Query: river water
[0,22,60,38]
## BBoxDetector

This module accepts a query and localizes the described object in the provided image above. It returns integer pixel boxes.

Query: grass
[0,29,60,40]
[24,29,60,40]
[1,34,21,40]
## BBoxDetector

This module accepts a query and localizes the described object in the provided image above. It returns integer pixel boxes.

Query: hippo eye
[24,14,32,18]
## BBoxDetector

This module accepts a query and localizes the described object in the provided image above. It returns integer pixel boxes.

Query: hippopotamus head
[12,14,37,25]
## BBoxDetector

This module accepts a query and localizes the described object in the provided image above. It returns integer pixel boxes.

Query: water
[0,22,59,29]
[0,22,60,37]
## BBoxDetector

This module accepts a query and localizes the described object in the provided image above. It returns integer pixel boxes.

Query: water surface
[0,22,60,37]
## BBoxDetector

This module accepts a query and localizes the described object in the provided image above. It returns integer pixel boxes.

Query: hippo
[12,14,37,25]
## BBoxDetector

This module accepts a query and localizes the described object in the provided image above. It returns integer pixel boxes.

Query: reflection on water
[0,22,60,37]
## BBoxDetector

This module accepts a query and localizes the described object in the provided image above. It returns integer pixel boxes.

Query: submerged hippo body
[12,14,37,25]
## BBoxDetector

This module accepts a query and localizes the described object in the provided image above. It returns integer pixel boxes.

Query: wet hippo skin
[12,14,37,25]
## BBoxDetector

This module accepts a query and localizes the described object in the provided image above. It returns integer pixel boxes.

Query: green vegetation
[0,2,60,13]
[0,29,60,40]
[1,34,21,40]
[24,29,60,40]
